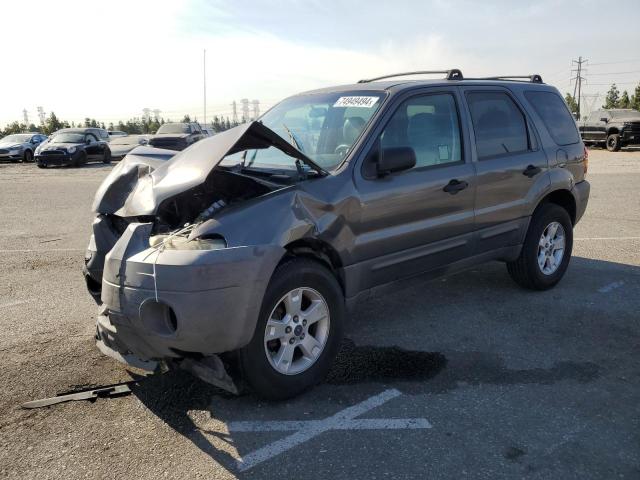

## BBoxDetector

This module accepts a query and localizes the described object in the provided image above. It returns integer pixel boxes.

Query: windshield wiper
[282,123,304,153]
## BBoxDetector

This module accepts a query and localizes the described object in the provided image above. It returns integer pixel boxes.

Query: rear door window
[466,91,529,160]
[525,91,580,145]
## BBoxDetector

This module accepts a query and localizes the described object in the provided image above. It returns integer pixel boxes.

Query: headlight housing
[67,146,77,154]
[149,235,226,250]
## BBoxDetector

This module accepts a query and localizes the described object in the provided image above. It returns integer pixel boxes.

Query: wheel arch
[537,189,577,225]
[606,127,620,135]
[280,238,346,293]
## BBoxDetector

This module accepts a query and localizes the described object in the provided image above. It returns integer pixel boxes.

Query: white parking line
[233,389,431,472]
[598,281,625,293]
[0,248,84,253]
[574,236,640,241]
[0,299,31,310]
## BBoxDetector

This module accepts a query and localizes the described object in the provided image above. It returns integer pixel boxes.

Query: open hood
[92,121,327,217]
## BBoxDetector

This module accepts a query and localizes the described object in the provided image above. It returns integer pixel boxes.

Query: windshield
[1,134,31,143]
[221,91,385,171]
[157,123,190,134]
[51,133,85,143]
[610,110,640,119]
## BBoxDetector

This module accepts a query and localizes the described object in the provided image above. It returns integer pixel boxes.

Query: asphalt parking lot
[1,148,639,479]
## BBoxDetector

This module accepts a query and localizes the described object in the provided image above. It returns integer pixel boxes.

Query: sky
[1,0,639,127]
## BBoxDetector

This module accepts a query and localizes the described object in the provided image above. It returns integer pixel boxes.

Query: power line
[585,70,640,76]
[587,58,640,66]
[584,81,639,86]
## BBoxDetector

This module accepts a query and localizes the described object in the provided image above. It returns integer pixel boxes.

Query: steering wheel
[334,144,351,157]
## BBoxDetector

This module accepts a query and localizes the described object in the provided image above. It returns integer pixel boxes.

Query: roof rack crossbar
[358,69,464,83]
[474,75,544,84]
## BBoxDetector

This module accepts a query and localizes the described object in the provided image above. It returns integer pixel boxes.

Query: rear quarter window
[525,91,580,146]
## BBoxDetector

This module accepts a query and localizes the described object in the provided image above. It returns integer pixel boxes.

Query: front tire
[72,152,87,168]
[240,258,344,400]
[606,133,621,152]
[103,149,111,164]
[23,150,33,163]
[507,203,573,290]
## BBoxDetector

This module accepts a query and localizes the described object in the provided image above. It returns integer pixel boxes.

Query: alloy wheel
[537,221,565,275]
[263,287,330,375]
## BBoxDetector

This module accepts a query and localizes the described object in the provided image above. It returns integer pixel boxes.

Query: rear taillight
[583,146,588,175]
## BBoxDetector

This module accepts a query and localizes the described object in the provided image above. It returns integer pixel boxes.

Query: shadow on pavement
[130,255,637,475]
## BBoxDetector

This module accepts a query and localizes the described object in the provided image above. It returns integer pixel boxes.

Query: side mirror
[600,117,608,123]
[377,147,416,177]
[86,139,93,145]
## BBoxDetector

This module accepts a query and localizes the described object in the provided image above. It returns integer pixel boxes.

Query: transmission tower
[23,109,29,126]
[581,93,600,119]
[571,56,588,119]
[231,101,238,124]
[152,109,161,120]
[37,106,46,125]
[240,98,250,122]
[251,99,260,120]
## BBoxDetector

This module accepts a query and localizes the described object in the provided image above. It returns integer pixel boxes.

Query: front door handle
[443,179,468,194]
[523,165,542,178]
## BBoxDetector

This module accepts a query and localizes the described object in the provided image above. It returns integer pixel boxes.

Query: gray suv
[84,69,590,399]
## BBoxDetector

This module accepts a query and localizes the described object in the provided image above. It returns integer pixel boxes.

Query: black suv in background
[147,122,205,151]
[578,108,640,151]
[35,128,111,168]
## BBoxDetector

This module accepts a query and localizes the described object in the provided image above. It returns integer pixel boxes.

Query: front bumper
[36,152,73,166]
[0,151,23,161]
[620,129,640,145]
[85,218,284,367]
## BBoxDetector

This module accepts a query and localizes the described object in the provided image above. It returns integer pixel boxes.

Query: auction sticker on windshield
[334,96,379,108]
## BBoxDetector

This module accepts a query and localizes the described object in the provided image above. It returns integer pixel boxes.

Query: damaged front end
[84,122,324,387]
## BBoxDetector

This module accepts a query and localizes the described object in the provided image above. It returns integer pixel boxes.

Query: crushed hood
[92,121,326,217]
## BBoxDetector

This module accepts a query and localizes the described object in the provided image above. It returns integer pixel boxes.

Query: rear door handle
[523,165,542,178]
[443,179,468,194]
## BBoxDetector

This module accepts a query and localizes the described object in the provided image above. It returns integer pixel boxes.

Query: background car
[0,133,48,162]
[147,122,205,150]
[202,127,215,137]
[108,130,128,138]
[35,128,111,168]
[108,134,151,160]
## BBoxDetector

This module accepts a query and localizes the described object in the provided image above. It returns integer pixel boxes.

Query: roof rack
[474,75,544,84]
[357,69,464,83]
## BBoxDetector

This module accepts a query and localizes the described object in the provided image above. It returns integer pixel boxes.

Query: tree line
[0,113,241,138]
[565,82,640,117]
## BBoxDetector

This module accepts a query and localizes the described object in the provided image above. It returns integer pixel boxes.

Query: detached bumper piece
[21,381,136,409]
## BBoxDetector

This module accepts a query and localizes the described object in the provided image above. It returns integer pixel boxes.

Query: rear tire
[239,258,344,400]
[507,203,573,290]
[606,133,621,152]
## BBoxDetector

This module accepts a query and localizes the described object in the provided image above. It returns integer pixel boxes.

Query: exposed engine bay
[153,167,282,232]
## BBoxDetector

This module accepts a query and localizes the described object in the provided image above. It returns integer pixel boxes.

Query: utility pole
[23,109,29,126]
[37,106,46,125]
[203,49,207,127]
[571,56,587,120]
